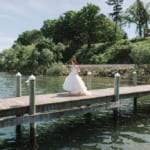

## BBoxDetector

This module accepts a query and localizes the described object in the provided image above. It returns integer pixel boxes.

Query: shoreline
[76,64,135,78]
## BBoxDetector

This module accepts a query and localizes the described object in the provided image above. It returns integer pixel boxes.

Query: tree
[75,3,101,48]
[41,19,57,39]
[106,0,124,41]
[96,15,124,42]
[27,49,40,73]
[35,38,54,51]
[54,11,77,44]
[14,29,43,46]
[124,0,150,38]
[53,43,65,62]
[41,11,77,45]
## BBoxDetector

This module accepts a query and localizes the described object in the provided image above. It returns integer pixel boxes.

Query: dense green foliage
[46,63,69,76]
[75,38,150,64]
[0,2,150,75]
[130,38,150,64]
[123,0,150,38]
[106,0,124,41]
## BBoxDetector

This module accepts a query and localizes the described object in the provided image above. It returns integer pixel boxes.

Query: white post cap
[29,74,36,80]
[87,71,92,75]
[115,73,120,77]
[133,71,137,74]
[16,72,22,77]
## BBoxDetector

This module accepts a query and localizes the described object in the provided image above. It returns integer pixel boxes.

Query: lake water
[0,72,150,150]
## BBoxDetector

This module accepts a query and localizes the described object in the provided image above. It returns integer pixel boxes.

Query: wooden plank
[1,85,150,109]
[0,101,120,128]
[0,85,149,118]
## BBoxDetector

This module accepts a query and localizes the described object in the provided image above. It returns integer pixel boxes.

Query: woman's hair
[72,59,77,64]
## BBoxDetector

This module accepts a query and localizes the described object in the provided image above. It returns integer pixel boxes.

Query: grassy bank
[78,64,135,77]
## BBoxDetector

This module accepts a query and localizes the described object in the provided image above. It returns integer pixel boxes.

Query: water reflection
[0,72,150,150]
[0,102,150,150]
[30,123,37,150]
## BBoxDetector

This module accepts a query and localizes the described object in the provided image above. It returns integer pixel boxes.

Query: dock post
[113,73,120,120]
[28,74,37,148]
[114,73,120,101]
[132,71,137,111]
[16,72,22,141]
[29,74,36,115]
[87,71,92,89]
[132,71,137,86]
[16,72,22,97]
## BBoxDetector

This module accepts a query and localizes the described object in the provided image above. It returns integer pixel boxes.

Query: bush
[100,40,133,64]
[47,63,69,76]
[130,43,150,64]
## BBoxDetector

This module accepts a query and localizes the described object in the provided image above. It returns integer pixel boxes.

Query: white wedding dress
[63,65,91,95]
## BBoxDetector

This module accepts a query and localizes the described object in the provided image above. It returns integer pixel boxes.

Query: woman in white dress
[63,59,91,96]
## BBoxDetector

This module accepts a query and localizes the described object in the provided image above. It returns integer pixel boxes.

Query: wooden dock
[0,84,150,128]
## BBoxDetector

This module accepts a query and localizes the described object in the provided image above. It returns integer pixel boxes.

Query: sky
[0,0,149,51]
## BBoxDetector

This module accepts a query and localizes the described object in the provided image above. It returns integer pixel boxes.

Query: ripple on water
[0,72,150,150]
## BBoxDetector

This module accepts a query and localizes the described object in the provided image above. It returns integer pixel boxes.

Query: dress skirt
[63,67,91,95]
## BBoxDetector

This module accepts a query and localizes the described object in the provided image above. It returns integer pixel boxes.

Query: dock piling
[114,73,120,101]
[132,71,137,86]
[16,72,22,141]
[87,71,92,89]
[28,74,37,144]
[113,73,120,120]
[16,72,22,97]
[29,74,36,115]
[132,71,137,111]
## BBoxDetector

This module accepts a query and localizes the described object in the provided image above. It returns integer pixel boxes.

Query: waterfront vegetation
[0,1,150,78]
[0,72,150,150]
[0,1,150,149]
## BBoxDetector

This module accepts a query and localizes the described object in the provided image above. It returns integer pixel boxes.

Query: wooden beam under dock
[0,85,150,127]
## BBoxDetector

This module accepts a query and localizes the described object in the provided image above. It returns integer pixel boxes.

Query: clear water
[0,72,150,150]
